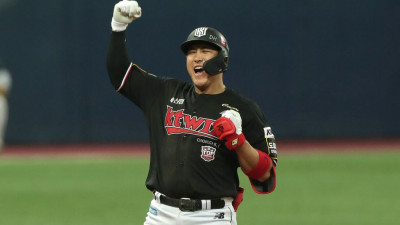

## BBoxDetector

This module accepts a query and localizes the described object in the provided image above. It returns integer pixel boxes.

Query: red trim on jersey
[117,63,134,92]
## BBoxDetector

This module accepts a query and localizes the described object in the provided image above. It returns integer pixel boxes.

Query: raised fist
[213,110,246,150]
[112,0,142,31]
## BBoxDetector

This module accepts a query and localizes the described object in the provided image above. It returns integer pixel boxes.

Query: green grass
[0,152,399,225]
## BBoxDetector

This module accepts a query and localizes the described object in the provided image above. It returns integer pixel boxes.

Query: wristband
[111,18,128,32]
[242,150,271,180]
[225,133,245,150]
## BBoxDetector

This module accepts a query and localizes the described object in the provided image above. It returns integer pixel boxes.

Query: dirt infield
[0,139,399,158]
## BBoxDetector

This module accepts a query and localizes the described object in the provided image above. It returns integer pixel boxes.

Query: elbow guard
[242,150,271,180]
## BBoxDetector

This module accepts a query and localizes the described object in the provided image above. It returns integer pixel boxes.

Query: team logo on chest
[201,146,216,162]
[164,106,217,139]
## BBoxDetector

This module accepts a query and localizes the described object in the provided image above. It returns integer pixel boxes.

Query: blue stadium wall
[0,0,399,144]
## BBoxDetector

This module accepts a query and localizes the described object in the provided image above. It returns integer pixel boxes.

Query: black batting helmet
[181,27,229,75]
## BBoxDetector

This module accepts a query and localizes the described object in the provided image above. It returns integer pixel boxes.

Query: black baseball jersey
[107,31,278,199]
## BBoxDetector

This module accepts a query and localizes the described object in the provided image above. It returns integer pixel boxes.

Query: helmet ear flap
[203,51,229,76]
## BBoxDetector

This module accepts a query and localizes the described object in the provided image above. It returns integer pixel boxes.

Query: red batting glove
[213,116,246,150]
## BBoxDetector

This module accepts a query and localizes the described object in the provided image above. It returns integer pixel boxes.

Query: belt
[154,192,226,212]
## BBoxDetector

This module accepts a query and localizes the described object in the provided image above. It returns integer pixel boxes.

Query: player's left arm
[213,109,278,194]
[235,141,272,182]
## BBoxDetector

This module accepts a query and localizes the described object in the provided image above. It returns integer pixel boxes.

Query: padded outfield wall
[0,0,399,144]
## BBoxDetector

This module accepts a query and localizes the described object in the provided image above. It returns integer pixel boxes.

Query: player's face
[186,43,222,94]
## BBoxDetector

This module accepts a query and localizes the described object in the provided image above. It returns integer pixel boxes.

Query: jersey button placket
[185,106,195,139]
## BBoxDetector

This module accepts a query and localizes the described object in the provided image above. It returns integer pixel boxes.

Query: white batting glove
[221,110,243,135]
[111,0,142,32]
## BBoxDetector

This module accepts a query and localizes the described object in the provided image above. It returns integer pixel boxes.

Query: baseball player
[0,59,12,150]
[107,1,278,224]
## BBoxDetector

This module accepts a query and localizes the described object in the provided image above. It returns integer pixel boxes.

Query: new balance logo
[214,212,225,219]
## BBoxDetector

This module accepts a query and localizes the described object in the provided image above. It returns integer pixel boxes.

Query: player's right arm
[106,1,167,111]
[107,0,142,89]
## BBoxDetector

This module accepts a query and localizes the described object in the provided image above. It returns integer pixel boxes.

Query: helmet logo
[194,27,208,37]
[220,36,227,47]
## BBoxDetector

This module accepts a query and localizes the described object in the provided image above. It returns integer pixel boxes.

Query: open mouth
[194,66,204,75]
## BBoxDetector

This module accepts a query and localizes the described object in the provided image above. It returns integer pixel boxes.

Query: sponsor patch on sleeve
[264,127,278,160]
[264,127,274,138]
[266,138,277,155]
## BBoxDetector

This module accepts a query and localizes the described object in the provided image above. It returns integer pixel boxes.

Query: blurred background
[1,1,400,225]
[0,0,399,145]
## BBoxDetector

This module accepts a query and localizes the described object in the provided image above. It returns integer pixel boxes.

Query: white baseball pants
[143,193,237,225]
